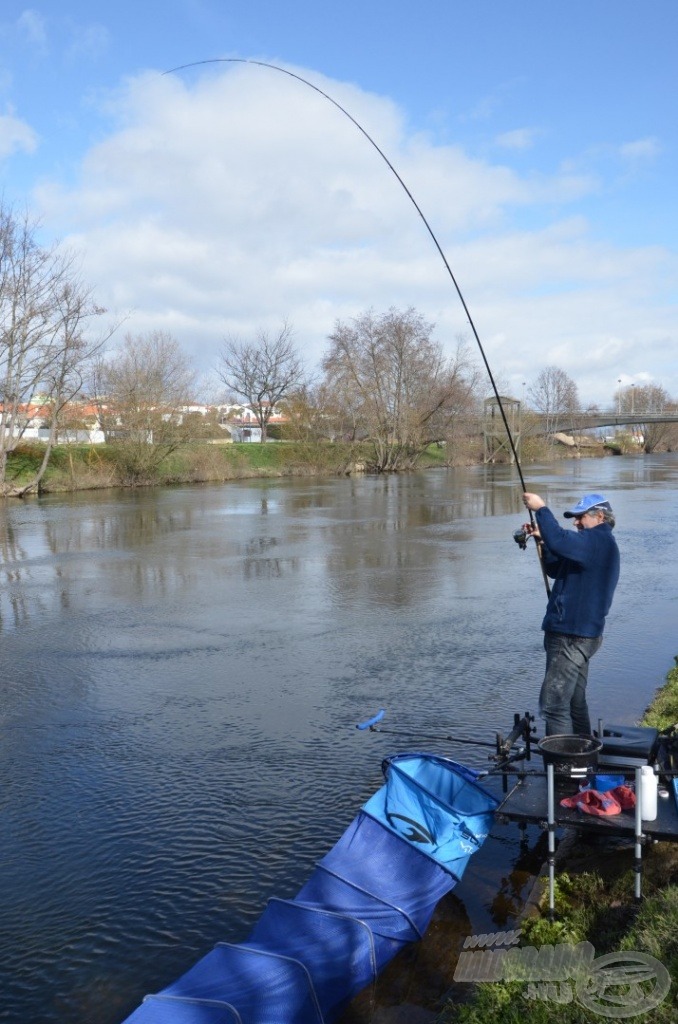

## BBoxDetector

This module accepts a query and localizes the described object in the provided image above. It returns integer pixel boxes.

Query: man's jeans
[540,632,603,736]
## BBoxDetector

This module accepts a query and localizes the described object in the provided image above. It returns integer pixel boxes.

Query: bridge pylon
[483,395,521,464]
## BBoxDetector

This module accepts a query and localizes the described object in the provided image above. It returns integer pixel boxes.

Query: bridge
[482,399,678,463]
[540,411,678,430]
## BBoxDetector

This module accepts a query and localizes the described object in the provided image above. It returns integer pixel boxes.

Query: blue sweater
[535,507,620,639]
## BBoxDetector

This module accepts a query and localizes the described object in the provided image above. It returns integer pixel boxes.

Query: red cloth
[608,785,636,811]
[559,788,622,816]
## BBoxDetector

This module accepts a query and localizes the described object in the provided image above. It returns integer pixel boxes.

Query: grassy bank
[3,440,454,495]
[3,431,618,497]
[436,658,678,1023]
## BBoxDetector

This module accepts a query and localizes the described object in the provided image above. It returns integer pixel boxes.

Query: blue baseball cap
[563,493,612,518]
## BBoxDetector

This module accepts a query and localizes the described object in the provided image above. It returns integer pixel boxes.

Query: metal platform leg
[634,766,643,902]
[547,764,556,919]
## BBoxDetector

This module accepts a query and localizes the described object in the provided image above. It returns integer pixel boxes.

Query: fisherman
[521,492,620,737]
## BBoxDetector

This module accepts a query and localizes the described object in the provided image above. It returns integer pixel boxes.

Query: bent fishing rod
[165,58,550,595]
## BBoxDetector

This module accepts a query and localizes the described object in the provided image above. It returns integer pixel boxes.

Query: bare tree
[322,307,480,471]
[527,366,580,438]
[617,382,678,452]
[19,281,114,495]
[0,203,109,495]
[276,381,330,442]
[92,331,196,482]
[217,322,305,442]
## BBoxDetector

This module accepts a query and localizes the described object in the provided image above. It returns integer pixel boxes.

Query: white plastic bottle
[640,765,658,821]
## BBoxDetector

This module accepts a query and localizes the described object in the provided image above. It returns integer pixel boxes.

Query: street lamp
[631,383,635,414]
[617,379,622,415]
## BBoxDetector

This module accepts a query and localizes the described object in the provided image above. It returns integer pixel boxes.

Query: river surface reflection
[1,455,677,1023]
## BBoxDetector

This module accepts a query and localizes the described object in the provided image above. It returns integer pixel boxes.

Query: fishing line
[165,58,549,590]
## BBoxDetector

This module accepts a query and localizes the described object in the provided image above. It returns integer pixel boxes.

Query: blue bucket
[593,773,625,792]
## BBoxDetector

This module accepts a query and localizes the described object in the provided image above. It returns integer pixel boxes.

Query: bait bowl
[538,734,603,781]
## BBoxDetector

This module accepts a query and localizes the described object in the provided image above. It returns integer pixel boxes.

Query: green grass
[420,443,451,467]
[4,442,47,479]
[438,868,678,1023]
[2,431,606,494]
[3,440,363,492]
[641,659,678,731]
[9,438,457,492]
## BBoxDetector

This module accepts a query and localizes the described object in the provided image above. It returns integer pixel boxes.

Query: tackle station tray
[496,771,678,841]
[496,723,678,843]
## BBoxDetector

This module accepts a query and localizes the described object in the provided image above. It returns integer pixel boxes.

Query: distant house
[58,401,106,444]
[0,399,53,441]
[0,397,291,445]
[216,402,288,442]
[228,423,263,443]
[0,398,106,444]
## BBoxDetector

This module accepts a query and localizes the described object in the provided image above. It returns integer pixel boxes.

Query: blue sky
[1,1,676,405]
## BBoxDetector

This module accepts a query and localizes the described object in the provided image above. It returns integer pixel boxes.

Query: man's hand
[523,520,542,540]
[523,492,546,512]
[522,493,545,541]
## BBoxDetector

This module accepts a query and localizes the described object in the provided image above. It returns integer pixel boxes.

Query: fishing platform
[489,716,678,923]
[120,711,678,1024]
[496,718,666,834]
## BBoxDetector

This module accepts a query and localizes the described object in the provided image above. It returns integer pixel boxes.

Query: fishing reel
[513,527,529,550]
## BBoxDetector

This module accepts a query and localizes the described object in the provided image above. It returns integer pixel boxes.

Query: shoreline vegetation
[436,658,678,1023]
[4,439,444,496]
[1,434,631,498]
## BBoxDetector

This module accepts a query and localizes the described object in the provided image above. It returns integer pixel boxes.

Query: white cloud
[619,137,661,163]
[32,63,678,406]
[0,109,38,159]
[17,9,48,53]
[495,127,540,150]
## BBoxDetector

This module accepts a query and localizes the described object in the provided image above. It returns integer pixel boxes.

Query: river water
[1,454,677,1023]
